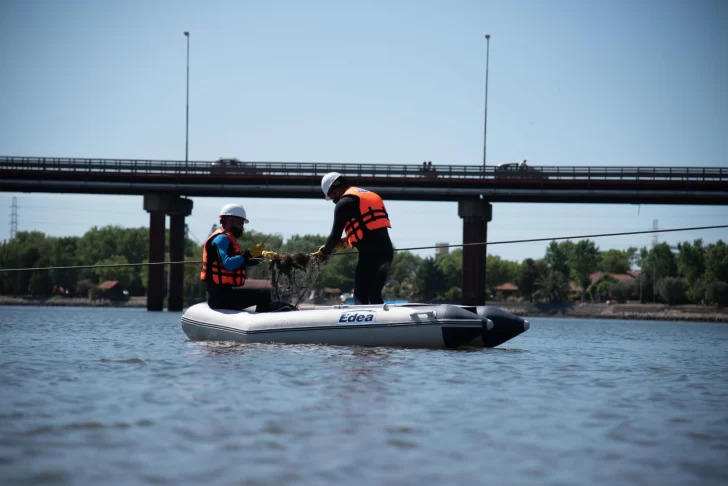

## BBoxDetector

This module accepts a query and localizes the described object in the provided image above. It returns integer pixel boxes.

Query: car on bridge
[211,158,252,174]
[494,160,545,179]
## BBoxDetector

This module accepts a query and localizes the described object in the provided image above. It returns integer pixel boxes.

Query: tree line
[1,226,726,307]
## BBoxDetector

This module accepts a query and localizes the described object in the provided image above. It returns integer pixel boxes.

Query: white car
[494,160,545,179]
[210,158,251,174]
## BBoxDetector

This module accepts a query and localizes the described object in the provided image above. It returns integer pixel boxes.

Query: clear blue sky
[1,0,726,262]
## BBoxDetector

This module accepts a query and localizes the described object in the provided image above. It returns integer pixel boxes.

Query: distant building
[96,280,128,301]
[568,271,641,301]
[493,283,520,300]
[435,242,450,259]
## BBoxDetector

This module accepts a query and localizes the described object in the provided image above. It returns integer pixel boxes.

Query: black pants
[354,249,393,305]
[207,286,271,312]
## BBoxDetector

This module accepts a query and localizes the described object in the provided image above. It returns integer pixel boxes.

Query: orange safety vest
[342,187,392,246]
[200,228,246,286]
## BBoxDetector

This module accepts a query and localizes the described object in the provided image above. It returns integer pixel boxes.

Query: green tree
[592,274,617,302]
[412,257,446,302]
[439,286,463,303]
[184,255,206,305]
[676,239,705,284]
[75,225,150,283]
[94,255,135,288]
[705,281,728,307]
[610,280,636,303]
[705,240,728,283]
[533,270,569,304]
[280,234,323,254]
[517,258,547,302]
[644,243,677,303]
[569,240,601,302]
[636,247,654,302]
[382,281,401,300]
[50,236,80,295]
[316,251,357,294]
[599,248,636,274]
[1,231,47,294]
[435,249,462,290]
[486,254,520,294]
[656,277,687,306]
[28,269,53,296]
[676,239,705,303]
[544,240,571,278]
[119,227,149,265]
[692,277,707,304]
[390,251,422,284]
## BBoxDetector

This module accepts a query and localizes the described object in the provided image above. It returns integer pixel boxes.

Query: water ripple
[0,308,727,485]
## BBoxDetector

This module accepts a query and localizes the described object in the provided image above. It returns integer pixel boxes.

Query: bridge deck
[2,156,727,204]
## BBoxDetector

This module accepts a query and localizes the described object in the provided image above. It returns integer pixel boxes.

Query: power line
[1,224,725,273]
[10,197,18,239]
[393,223,728,252]
[14,204,142,215]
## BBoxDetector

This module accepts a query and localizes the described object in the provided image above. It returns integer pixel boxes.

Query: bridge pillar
[167,197,194,312]
[143,194,171,311]
[458,199,492,306]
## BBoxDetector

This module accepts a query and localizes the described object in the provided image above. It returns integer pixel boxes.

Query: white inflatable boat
[181,302,529,349]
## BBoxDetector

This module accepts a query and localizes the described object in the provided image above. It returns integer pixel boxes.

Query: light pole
[184,31,190,165]
[482,34,490,169]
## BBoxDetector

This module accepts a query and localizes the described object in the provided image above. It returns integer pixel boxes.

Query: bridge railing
[1,156,726,181]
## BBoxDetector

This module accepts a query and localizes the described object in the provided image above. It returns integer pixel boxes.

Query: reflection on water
[0,307,727,486]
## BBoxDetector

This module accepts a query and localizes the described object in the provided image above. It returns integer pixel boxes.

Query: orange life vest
[200,228,246,286]
[342,187,392,246]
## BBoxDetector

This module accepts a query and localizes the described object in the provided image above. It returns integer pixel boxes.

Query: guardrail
[1,156,726,181]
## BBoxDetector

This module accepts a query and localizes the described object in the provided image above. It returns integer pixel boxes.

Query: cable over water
[0,224,726,273]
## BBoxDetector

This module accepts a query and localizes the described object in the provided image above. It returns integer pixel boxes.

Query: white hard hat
[219,203,249,223]
[321,172,342,200]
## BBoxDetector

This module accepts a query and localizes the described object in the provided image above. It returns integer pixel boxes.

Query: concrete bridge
[2,156,727,311]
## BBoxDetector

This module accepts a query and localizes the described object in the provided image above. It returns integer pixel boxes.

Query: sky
[1,0,727,263]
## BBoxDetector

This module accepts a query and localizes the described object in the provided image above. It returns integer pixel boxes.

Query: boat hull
[181,303,529,349]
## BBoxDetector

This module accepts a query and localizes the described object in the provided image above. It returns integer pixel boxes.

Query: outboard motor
[475,306,530,348]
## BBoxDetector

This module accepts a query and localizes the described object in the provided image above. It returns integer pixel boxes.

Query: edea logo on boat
[338,312,376,323]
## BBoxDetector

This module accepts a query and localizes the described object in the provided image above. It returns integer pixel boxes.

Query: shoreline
[0,296,148,308]
[1,297,726,323]
[492,302,728,323]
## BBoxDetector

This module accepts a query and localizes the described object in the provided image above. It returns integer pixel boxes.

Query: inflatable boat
[181,302,529,349]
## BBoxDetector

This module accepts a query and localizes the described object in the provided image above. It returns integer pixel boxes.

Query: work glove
[312,245,326,257]
[248,243,265,257]
[261,250,278,260]
[335,238,349,250]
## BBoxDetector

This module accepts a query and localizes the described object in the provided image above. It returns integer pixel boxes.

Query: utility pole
[482,34,491,169]
[10,196,18,239]
[184,31,190,166]
[652,219,658,303]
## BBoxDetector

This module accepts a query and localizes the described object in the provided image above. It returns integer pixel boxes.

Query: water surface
[1,306,726,485]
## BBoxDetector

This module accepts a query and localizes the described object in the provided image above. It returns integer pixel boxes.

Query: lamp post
[482,34,490,169]
[184,31,190,165]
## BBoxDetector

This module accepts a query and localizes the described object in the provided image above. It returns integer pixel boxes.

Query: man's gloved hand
[248,243,265,257]
[335,238,349,250]
[261,250,278,260]
[312,244,326,257]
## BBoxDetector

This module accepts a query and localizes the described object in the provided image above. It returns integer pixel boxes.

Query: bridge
[3,156,727,311]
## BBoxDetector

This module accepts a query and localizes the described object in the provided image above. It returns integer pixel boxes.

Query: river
[1,306,726,485]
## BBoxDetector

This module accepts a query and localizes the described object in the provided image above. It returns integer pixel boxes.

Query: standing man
[316,172,394,305]
[200,204,269,311]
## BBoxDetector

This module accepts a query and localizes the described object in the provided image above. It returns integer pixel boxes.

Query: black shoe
[269,302,298,312]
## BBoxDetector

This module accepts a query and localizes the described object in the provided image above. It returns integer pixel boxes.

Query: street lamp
[184,31,190,165]
[482,34,490,169]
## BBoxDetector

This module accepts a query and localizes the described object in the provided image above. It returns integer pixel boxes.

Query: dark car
[494,160,545,179]
[210,158,251,174]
